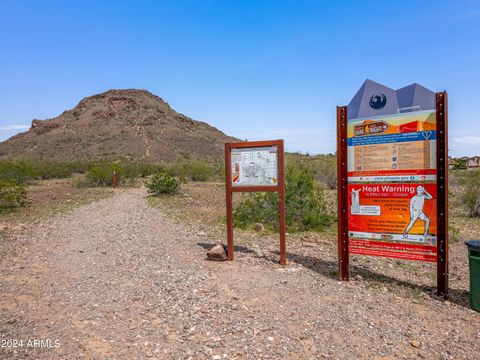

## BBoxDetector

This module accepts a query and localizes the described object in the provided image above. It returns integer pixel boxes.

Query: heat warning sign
[347,111,438,262]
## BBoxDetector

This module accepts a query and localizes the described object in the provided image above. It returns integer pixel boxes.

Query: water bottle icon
[351,189,360,214]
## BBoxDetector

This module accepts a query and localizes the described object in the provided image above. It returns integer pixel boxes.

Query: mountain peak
[0,90,237,163]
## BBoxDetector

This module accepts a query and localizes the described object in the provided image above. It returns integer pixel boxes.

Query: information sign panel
[347,111,438,262]
[225,140,286,265]
[231,146,278,187]
[337,87,448,297]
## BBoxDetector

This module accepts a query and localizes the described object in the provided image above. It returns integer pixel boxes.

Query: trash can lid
[465,240,480,251]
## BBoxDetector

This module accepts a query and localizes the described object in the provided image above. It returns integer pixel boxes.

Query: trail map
[231,146,278,186]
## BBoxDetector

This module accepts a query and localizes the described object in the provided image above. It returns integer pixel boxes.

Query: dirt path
[1,188,479,359]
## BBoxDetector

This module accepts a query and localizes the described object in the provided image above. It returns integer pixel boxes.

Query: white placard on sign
[231,146,278,186]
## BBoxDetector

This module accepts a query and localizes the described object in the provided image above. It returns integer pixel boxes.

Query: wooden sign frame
[224,140,287,265]
[337,92,449,298]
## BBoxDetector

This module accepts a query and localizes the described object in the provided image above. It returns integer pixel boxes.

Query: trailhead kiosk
[337,80,449,297]
[224,140,287,265]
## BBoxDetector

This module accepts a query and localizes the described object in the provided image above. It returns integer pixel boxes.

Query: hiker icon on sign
[403,186,433,240]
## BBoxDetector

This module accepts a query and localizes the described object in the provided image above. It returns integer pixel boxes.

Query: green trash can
[465,240,480,312]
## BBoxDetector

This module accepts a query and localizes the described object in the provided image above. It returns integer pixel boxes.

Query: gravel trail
[1,187,479,359]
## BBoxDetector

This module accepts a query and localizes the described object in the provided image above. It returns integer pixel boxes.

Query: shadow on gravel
[286,251,470,309]
[197,242,470,309]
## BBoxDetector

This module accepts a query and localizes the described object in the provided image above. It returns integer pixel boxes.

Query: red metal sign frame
[337,92,449,297]
[224,140,286,265]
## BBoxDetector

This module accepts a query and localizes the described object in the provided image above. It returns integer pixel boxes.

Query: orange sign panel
[347,111,438,262]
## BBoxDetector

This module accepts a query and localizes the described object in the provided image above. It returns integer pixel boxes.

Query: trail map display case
[225,140,286,265]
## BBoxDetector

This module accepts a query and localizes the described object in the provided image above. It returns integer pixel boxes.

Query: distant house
[448,158,456,170]
[452,156,480,170]
[448,156,480,170]
[465,156,480,169]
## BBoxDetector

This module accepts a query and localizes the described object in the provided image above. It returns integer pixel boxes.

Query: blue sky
[0,0,479,156]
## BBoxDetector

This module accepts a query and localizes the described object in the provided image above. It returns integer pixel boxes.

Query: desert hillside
[0,89,238,163]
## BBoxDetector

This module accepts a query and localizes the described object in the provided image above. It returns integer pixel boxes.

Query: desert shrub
[81,161,162,187]
[451,159,467,170]
[116,161,162,180]
[0,180,27,210]
[212,162,225,181]
[164,163,182,180]
[133,163,164,178]
[234,161,334,231]
[310,156,337,189]
[0,160,50,183]
[167,160,218,182]
[0,159,88,183]
[35,162,82,179]
[121,163,141,182]
[449,223,461,243]
[0,159,170,188]
[458,170,480,217]
[84,165,113,187]
[83,163,124,187]
[190,161,214,181]
[0,158,221,186]
[145,172,181,195]
[182,160,214,181]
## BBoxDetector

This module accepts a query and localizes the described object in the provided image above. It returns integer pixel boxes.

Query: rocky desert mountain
[0,89,238,163]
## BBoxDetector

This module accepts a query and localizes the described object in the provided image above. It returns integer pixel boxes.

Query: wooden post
[278,140,287,265]
[436,91,449,298]
[337,106,349,281]
[225,144,234,260]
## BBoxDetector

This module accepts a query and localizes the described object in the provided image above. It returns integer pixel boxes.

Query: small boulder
[206,244,228,261]
[410,340,421,348]
[254,223,264,232]
[301,236,317,247]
